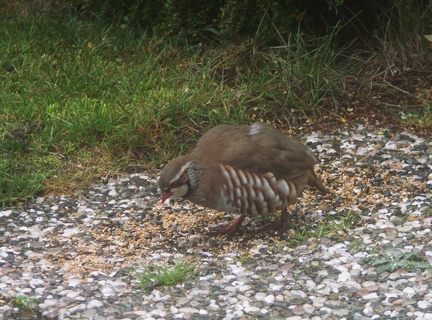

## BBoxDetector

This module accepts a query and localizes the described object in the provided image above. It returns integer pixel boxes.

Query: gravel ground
[1,124,432,320]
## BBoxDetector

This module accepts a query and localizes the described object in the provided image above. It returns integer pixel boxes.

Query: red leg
[211,215,246,236]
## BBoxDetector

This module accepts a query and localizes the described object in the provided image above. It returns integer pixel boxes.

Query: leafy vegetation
[287,210,360,246]
[369,252,432,274]
[10,295,39,311]
[135,261,198,291]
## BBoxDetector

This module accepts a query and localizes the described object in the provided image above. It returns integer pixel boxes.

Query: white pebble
[403,287,416,299]
[264,295,275,304]
[68,278,81,287]
[101,286,115,296]
[418,301,430,309]
[255,292,266,301]
[244,306,260,313]
[87,300,103,308]
[0,210,12,217]
[362,293,379,300]
[178,307,199,315]
[303,303,315,314]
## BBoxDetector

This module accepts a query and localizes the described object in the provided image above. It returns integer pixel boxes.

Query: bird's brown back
[188,123,328,205]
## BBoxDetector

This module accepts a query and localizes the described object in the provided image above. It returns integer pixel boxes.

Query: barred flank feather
[220,165,297,216]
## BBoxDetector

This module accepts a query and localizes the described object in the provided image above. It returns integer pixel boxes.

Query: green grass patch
[289,222,331,245]
[135,261,198,291]
[288,210,360,246]
[267,25,351,111]
[10,295,38,311]
[368,252,432,274]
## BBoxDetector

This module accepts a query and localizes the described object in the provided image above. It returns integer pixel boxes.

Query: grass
[370,0,432,74]
[289,223,331,246]
[288,210,359,246]
[368,252,432,274]
[135,261,197,291]
[10,295,38,311]
[398,103,432,133]
[0,2,431,205]
[267,24,353,111]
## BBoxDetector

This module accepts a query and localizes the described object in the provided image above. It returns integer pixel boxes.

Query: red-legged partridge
[159,122,328,235]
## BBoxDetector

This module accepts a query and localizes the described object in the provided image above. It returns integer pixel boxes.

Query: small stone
[238,285,251,292]
[291,290,307,298]
[333,308,350,316]
[303,303,315,314]
[305,280,316,291]
[68,278,81,287]
[29,278,45,287]
[338,271,352,282]
[0,210,12,217]
[225,286,236,293]
[320,306,332,314]
[260,308,269,314]
[207,302,221,313]
[362,293,379,300]
[244,306,260,313]
[36,197,45,203]
[292,305,305,315]
[311,297,327,308]
[286,316,303,320]
[397,225,413,232]
[275,294,284,302]
[101,286,115,296]
[108,189,118,197]
[178,307,199,315]
[87,300,103,308]
[150,309,167,318]
[69,303,86,314]
[255,292,266,301]
[264,295,275,304]
[403,287,416,299]
[363,303,374,316]
[325,300,341,307]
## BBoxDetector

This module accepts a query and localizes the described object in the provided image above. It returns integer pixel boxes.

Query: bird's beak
[161,192,172,204]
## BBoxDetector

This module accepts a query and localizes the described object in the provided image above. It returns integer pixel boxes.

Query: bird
[159,122,328,235]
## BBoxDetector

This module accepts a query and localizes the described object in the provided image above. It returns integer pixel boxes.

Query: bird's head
[159,155,192,203]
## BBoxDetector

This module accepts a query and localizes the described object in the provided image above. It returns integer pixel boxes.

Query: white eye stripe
[170,161,192,184]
